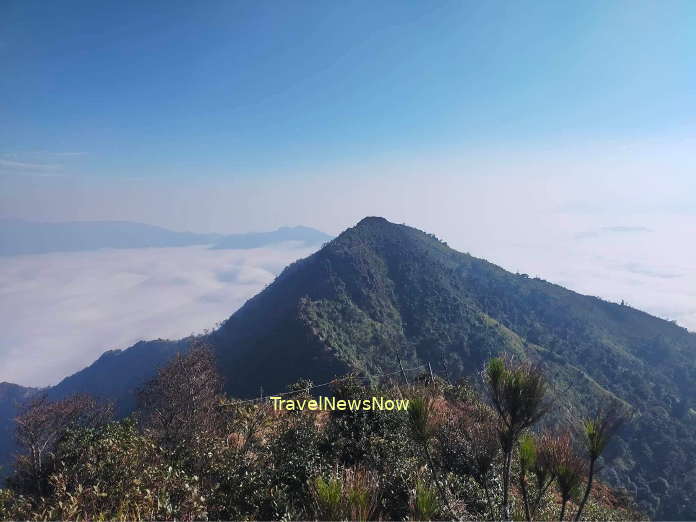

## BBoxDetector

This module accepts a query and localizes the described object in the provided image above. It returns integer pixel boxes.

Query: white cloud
[0,159,61,172]
[0,243,318,387]
[2,151,87,158]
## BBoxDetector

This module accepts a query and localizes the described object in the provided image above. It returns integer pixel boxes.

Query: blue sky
[2,0,695,181]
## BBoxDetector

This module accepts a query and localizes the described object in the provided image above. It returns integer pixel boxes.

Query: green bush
[0,351,641,521]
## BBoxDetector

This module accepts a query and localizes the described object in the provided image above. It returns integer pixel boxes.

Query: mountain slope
[213,217,696,519]
[1,217,694,518]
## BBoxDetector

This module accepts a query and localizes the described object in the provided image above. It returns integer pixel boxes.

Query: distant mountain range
[0,219,332,255]
[1,217,695,519]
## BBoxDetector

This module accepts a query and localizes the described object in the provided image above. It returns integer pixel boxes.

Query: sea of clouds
[0,243,317,387]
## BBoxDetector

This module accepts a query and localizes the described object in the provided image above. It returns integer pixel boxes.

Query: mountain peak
[352,216,396,231]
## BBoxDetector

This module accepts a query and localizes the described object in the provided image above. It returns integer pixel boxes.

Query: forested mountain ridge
[208,216,696,518]
[1,217,694,518]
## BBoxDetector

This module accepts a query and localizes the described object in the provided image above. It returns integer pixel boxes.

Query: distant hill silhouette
[1,217,694,519]
[0,382,36,477]
[210,225,332,249]
[0,219,331,255]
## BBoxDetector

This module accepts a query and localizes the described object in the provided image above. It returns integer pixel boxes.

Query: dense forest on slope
[0,347,640,521]
[1,217,694,518]
[207,217,696,519]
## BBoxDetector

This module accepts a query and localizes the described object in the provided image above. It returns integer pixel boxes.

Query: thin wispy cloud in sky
[0,151,88,177]
[2,152,87,157]
[0,159,62,172]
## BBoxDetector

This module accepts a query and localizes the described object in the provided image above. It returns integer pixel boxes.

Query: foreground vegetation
[0,345,639,521]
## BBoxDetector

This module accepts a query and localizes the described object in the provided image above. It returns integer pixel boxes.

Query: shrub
[410,478,440,521]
